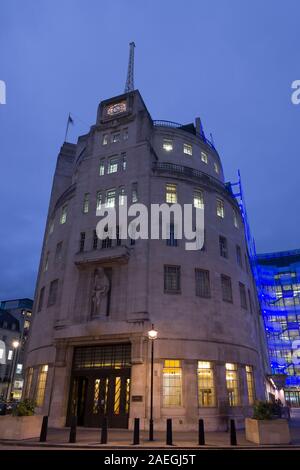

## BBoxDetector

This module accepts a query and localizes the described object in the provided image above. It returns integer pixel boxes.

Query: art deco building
[25,86,268,431]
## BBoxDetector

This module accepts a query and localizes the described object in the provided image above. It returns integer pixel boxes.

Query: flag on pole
[64,113,74,141]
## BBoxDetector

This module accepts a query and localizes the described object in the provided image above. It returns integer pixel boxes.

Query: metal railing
[153,120,216,150]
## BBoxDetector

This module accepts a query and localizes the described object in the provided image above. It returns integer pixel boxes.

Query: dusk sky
[1,0,299,300]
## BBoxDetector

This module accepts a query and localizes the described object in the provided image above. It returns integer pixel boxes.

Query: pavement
[1,409,300,450]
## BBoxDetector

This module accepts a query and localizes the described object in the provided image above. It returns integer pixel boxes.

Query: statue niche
[90,267,110,317]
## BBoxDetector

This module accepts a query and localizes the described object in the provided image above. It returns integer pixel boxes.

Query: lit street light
[147,324,158,441]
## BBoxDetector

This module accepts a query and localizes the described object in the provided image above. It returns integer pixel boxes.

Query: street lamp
[6,340,20,401]
[147,324,158,441]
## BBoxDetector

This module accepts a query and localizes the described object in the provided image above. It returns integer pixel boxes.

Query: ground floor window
[197,361,216,406]
[163,360,182,406]
[225,363,240,406]
[245,365,255,405]
[35,365,48,407]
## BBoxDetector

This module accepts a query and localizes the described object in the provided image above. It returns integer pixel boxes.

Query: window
[55,242,63,263]
[92,230,98,250]
[219,236,228,258]
[16,363,23,374]
[166,184,177,203]
[131,183,138,203]
[101,226,112,249]
[226,363,239,406]
[112,132,120,143]
[36,365,48,407]
[248,289,253,314]
[106,189,116,208]
[236,245,242,267]
[221,275,233,302]
[60,205,68,224]
[102,134,109,145]
[119,187,126,206]
[121,152,127,170]
[198,361,215,407]
[246,365,255,405]
[48,219,54,235]
[193,189,204,209]
[38,287,45,312]
[123,128,128,140]
[166,223,178,247]
[24,367,33,398]
[164,265,181,293]
[83,193,89,213]
[163,139,173,151]
[195,269,211,298]
[79,232,85,252]
[214,162,219,174]
[233,209,239,228]
[239,282,247,309]
[8,350,13,360]
[216,199,224,218]
[44,251,49,272]
[96,191,102,213]
[48,279,58,307]
[162,360,182,406]
[183,143,192,155]
[99,159,105,176]
[201,151,208,163]
[108,157,118,174]
[245,254,249,273]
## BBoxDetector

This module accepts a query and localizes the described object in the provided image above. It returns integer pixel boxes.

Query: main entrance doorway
[67,343,131,428]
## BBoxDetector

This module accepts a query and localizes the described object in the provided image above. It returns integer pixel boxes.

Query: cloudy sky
[1,0,299,300]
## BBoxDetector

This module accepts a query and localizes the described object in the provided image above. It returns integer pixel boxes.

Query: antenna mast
[124,42,135,93]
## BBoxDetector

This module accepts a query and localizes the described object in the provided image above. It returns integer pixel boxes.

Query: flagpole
[64,113,71,142]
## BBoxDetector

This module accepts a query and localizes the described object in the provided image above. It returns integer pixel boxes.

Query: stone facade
[25,90,268,430]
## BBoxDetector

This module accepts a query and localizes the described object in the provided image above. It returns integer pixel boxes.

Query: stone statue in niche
[90,267,110,317]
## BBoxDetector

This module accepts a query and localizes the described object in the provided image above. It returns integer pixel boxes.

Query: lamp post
[147,324,158,441]
[6,340,20,401]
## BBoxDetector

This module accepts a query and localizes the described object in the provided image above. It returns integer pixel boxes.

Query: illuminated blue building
[255,250,300,406]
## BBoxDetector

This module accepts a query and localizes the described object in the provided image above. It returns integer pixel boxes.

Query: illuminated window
[198,361,216,407]
[195,269,211,298]
[226,363,239,406]
[96,191,102,213]
[246,365,255,405]
[166,184,177,203]
[164,265,181,293]
[239,282,247,309]
[0,349,3,360]
[132,183,138,203]
[48,279,58,307]
[163,139,173,152]
[79,232,85,252]
[221,275,233,303]
[219,236,228,258]
[201,151,208,163]
[35,365,48,407]
[99,159,105,176]
[121,152,127,170]
[8,350,13,361]
[106,189,116,208]
[193,189,204,209]
[163,360,182,406]
[102,134,109,145]
[83,193,89,213]
[214,162,219,174]
[24,367,33,398]
[216,199,224,218]
[16,363,23,374]
[183,143,192,155]
[112,132,120,143]
[236,245,242,267]
[108,157,118,174]
[233,209,239,228]
[119,187,126,206]
[60,205,68,224]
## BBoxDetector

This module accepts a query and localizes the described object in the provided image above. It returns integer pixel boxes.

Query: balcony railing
[153,120,216,150]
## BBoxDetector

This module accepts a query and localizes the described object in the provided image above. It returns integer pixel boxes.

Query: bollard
[198,418,205,445]
[149,418,154,441]
[39,415,48,442]
[69,415,77,443]
[230,419,237,446]
[101,416,108,444]
[166,418,173,446]
[132,418,140,445]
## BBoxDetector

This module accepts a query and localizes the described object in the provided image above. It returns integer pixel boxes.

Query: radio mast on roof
[124,42,135,93]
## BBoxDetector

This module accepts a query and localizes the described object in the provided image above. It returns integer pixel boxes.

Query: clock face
[106,101,127,116]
